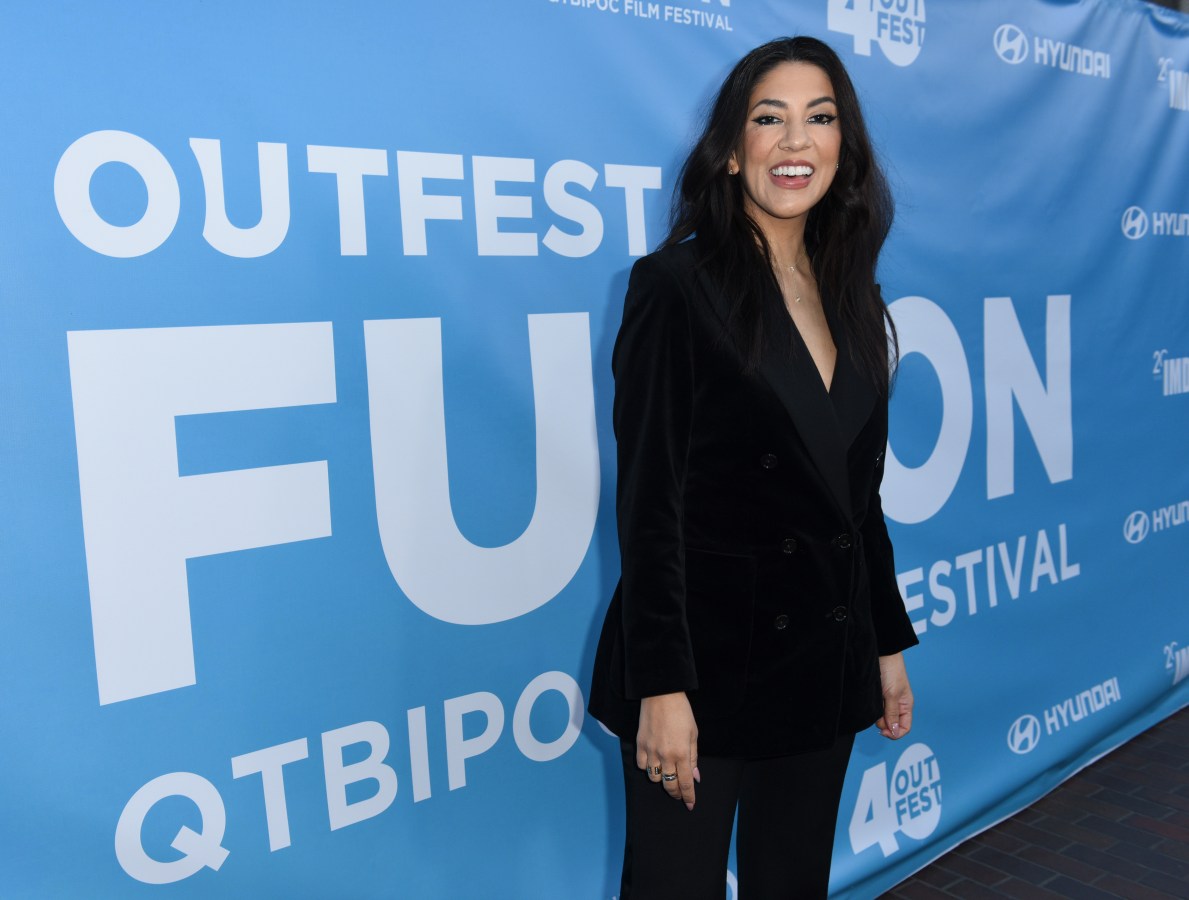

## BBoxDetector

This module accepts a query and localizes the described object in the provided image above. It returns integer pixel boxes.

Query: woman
[588,37,919,898]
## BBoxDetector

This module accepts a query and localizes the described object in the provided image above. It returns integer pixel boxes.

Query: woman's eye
[752,115,781,126]
[809,113,838,125]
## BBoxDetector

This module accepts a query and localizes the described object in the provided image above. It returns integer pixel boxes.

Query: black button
[781,538,798,555]
[760,453,778,470]
[831,606,848,622]
[774,614,789,630]
[833,533,852,550]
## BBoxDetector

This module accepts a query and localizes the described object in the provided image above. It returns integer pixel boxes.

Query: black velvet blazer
[588,240,919,759]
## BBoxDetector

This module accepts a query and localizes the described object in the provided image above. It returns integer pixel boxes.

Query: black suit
[589,240,918,760]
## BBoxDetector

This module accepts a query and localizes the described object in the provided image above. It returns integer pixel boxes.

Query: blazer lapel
[693,266,855,521]
[821,302,876,455]
[757,315,853,519]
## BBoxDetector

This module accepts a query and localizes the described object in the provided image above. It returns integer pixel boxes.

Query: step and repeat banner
[2,1,1187,897]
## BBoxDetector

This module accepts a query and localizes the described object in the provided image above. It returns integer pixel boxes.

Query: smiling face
[728,61,841,245]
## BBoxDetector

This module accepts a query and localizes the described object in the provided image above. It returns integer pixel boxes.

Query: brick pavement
[882,706,1189,900]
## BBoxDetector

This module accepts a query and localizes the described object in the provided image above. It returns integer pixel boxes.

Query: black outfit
[588,240,918,896]
[618,736,855,899]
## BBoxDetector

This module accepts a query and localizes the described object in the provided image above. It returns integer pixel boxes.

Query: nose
[779,119,811,151]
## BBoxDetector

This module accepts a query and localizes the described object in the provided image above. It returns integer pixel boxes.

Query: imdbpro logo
[1122,206,1149,240]
[1123,510,1150,544]
[1007,714,1041,754]
[994,24,1028,65]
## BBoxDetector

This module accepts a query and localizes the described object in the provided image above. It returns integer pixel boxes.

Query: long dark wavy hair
[664,36,898,394]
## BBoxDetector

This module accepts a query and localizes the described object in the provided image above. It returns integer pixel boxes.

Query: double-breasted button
[832,533,852,550]
[760,453,778,470]
[831,606,848,622]
[774,614,790,630]
[781,538,798,555]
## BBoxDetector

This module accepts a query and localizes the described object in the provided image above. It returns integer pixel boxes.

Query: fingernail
[685,802,694,812]
[693,767,701,783]
[891,723,899,734]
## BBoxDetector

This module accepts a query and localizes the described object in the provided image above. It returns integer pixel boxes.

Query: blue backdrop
[2,1,1187,897]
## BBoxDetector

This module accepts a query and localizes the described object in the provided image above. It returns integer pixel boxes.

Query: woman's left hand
[876,652,913,740]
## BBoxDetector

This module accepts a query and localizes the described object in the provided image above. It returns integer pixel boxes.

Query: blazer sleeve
[860,415,921,656]
[612,253,699,700]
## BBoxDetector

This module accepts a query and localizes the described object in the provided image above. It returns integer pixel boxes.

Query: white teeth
[770,165,813,177]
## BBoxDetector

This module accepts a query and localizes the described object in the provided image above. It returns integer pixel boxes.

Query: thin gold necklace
[779,258,811,304]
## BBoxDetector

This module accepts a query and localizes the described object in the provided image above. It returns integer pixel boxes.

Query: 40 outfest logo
[828,0,925,67]
[848,743,941,857]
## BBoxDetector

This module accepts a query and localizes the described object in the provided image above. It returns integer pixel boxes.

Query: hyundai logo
[994,24,1029,65]
[1123,510,1150,544]
[1121,206,1149,240]
[1007,714,1041,755]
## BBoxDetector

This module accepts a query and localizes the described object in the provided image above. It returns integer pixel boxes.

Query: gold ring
[648,765,661,776]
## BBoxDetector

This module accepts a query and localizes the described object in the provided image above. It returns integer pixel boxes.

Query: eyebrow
[751,95,837,112]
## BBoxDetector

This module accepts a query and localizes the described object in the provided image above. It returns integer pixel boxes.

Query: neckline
[784,299,839,400]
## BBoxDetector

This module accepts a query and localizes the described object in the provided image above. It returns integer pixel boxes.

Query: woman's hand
[876,653,913,740]
[636,692,700,810]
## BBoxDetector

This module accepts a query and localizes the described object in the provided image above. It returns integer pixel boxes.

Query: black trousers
[618,733,856,900]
